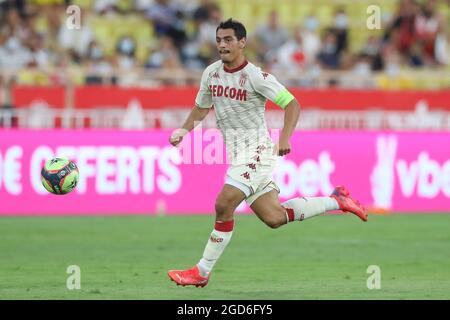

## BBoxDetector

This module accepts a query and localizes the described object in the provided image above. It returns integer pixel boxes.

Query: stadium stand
[0,0,449,129]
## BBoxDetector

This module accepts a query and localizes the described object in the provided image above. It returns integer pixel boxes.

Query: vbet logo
[371,135,450,210]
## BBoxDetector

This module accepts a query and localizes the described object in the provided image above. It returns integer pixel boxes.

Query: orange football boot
[168,265,209,287]
[331,186,368,222]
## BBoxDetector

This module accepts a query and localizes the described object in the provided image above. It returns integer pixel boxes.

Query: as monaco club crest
[239,73,248,87]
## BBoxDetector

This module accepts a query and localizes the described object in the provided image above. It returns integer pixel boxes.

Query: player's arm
[169,105,210,147]
[279,98,300,156]
[251,69,300,156]
[170,67,213,147]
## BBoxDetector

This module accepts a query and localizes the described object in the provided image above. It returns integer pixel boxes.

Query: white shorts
[225,153,280,206]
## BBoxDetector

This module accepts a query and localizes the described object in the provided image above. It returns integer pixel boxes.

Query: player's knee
[264,219,282,229]
[215,199,233,220]
[264,215,285,229]
[262,207,286,229]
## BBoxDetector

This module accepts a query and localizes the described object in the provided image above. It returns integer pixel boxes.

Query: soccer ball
[41,158,79,195]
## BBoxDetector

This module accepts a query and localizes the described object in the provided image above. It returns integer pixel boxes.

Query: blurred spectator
[381,43,403,76]
[384,0,420,62]
[301,15,321,65]
[85,39,116,84]
[0,35,32,70]
[351,53,372,76]
[332,6,349,54]
[253,10,289,63]
[181,1,222,69]
[361,35,384,71]
[361,35,381,57]
[273,25,307,72]
[27,34,51,68]
[192,0,216,22]
[115,36,137,70]
[1,8,30,41]
[145,0,187,48]
[0,0,26,20]
[317,29,340,69]
[86,40,105,62]
[415,0,444,65]
[195,2,222,46]
[304,14,320,34]
[145,36,182,69]
[116,36,137,57]
[195,2,222,63]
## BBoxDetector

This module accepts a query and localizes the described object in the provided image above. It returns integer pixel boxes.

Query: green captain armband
[274,89,295,109]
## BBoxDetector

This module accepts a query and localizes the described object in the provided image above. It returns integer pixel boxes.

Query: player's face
[216,28,245,63]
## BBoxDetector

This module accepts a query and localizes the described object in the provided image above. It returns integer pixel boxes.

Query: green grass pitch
[0,214,449,299]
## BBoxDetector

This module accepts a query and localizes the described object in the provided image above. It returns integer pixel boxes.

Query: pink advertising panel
[0,129,449,215]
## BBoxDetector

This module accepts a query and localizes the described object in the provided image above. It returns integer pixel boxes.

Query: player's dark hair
[216,18,247,40]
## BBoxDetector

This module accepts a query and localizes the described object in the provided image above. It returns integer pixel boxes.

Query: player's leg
[282,186,367,222]
[168,184,246,287]
[250,189,288,228]
[196,184,246,277]
[251,189,340,227]
[214,183,247,221]
[250,185,367,228]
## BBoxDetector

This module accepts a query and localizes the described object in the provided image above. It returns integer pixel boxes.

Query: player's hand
[277,139,291,156]
[169,129,185,147]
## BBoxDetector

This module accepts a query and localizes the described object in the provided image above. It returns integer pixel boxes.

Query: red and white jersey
[195,60,290,164]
